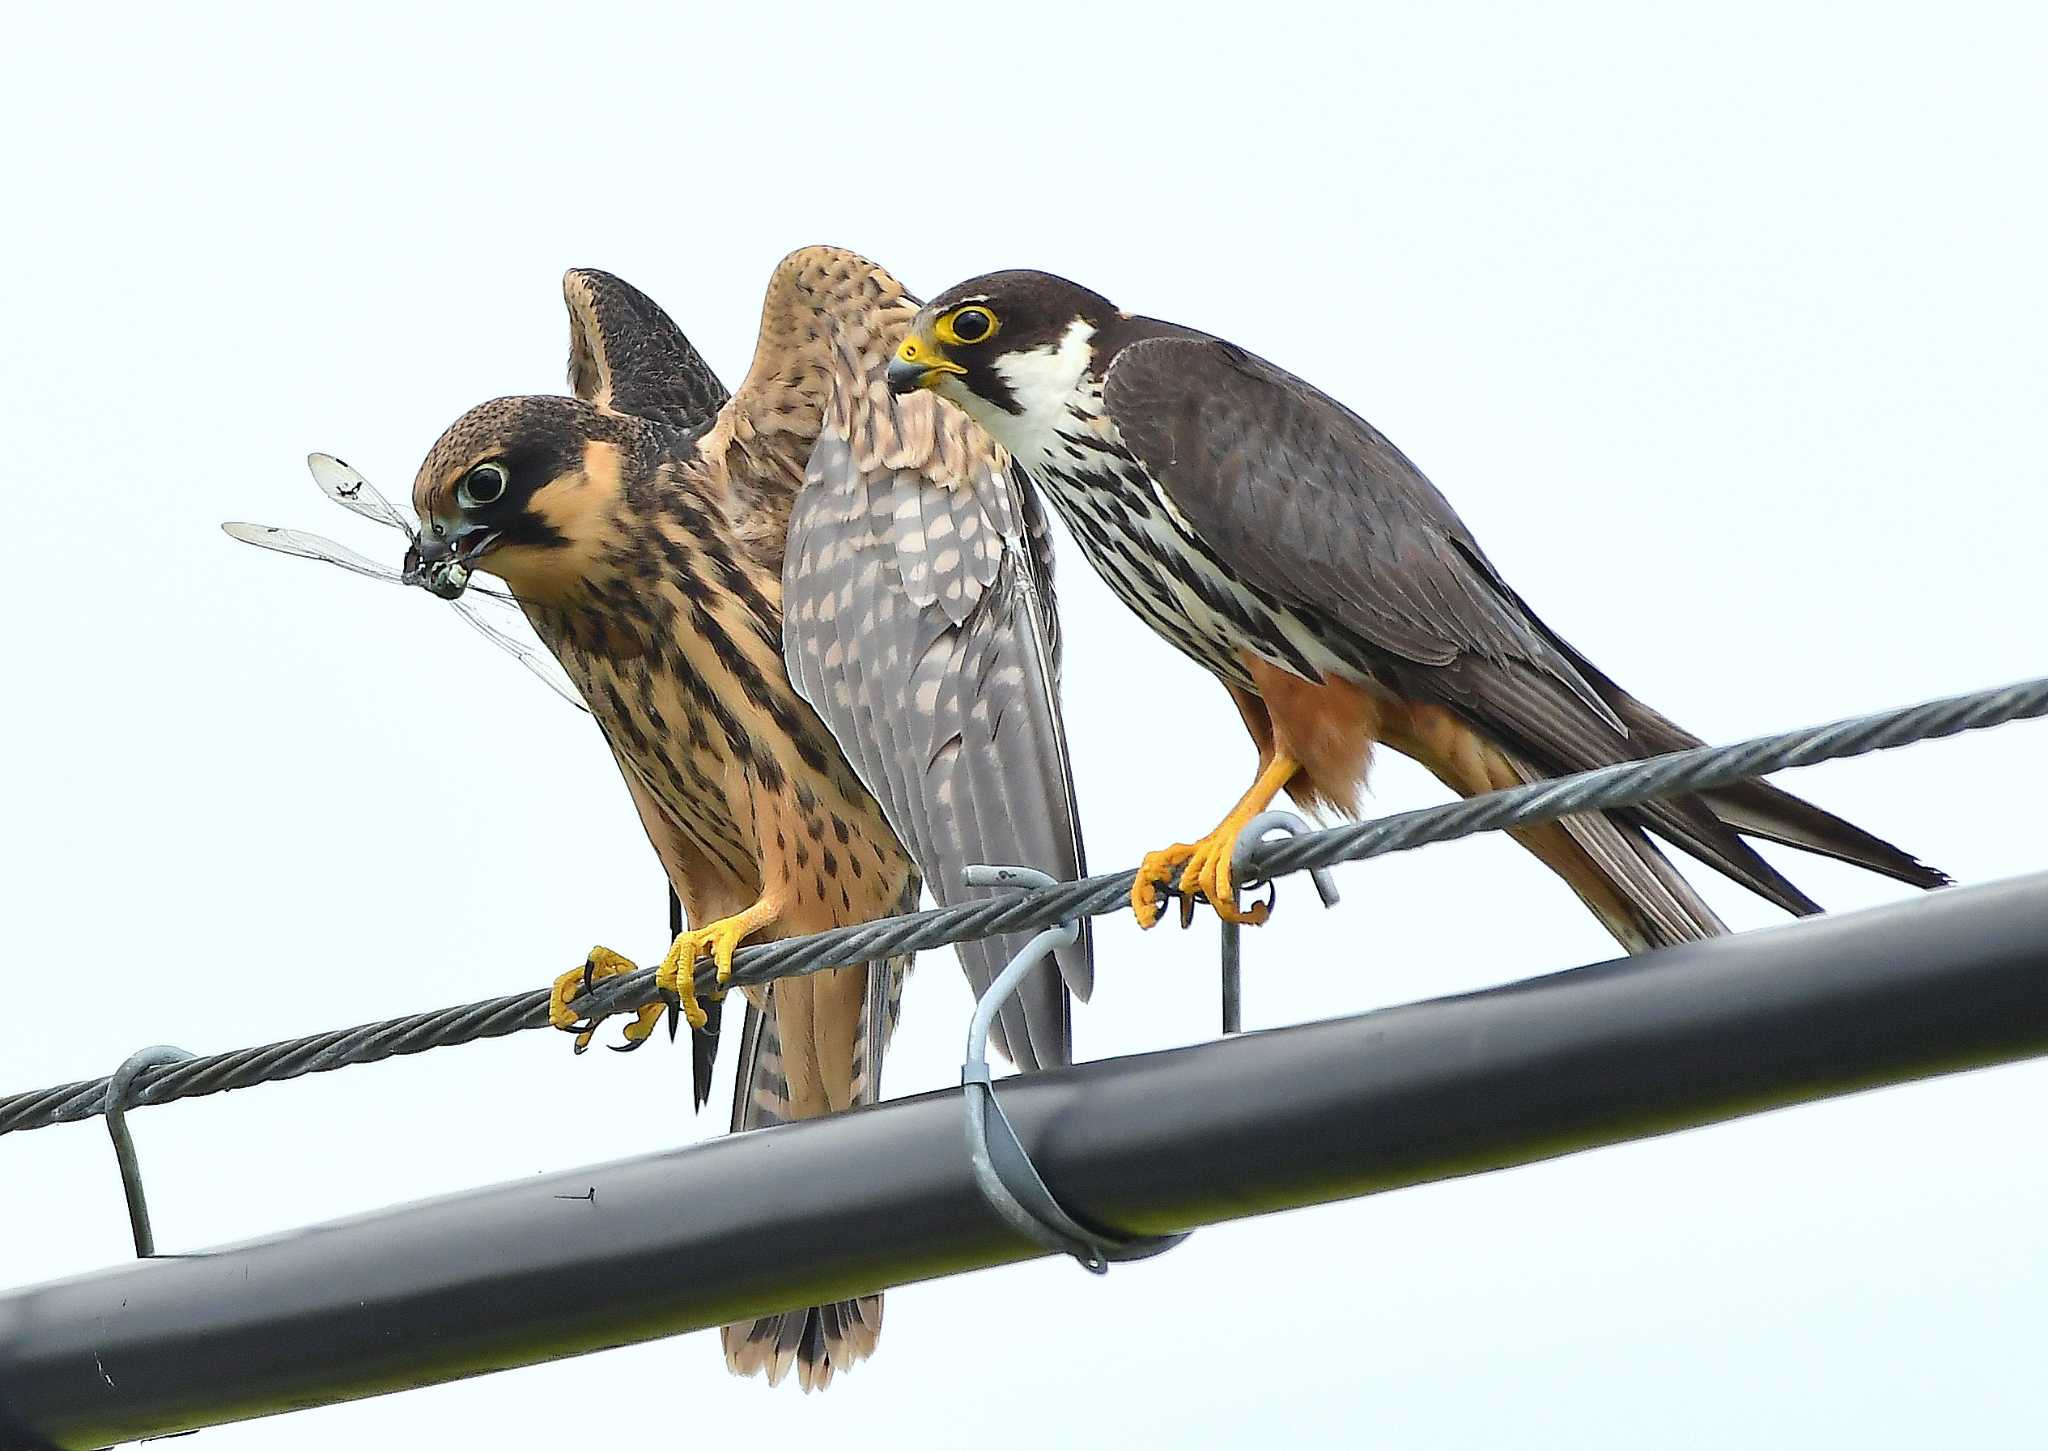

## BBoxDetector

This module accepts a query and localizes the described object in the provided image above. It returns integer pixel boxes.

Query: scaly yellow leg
[1132,754,1301,930]
[653,896,784,1027]
[550,897,782,1055]
[550,946,666,1054]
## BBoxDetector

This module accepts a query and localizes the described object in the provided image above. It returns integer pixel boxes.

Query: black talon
[666,1002,680,1042]
[607,1032,649,1054]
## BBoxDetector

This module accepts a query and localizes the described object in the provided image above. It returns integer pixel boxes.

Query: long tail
[1483,744,1724,952]
[1396,689,1944,955]
[1601,691,1950,891]
[719,951,909,1392]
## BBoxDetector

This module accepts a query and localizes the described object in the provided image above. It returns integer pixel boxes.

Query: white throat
[941,318,1097,463]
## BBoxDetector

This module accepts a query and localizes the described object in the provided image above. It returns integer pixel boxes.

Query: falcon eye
[945,306,997,345]
[457,462,508,509]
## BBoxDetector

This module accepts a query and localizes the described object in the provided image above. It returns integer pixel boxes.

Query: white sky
[4,3,2045,1445]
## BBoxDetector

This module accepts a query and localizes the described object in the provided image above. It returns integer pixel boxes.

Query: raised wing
[564,269,728,428]
[784,324,1091,1074]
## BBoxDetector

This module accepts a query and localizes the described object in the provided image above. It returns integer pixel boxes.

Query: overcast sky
[3,4,2044,1446]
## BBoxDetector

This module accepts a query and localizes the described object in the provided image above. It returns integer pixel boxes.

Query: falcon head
[886,271,1121,450]
[407,395,632,603]
[408,268,725,604]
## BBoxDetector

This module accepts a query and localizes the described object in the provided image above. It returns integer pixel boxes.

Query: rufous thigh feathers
[1237,657,1381,816]
[1232,660,1689,952]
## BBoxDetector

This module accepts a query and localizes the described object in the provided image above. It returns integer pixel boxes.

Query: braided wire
[4,674,2043,1138]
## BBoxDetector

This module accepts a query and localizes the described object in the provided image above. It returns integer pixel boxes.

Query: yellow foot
[1132,834,1270,930]
[655,903,778,1031]
[550,946,666,1055]
[1130,754,1301,930]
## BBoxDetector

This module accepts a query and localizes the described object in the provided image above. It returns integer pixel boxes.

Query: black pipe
[3,874,2045,1449]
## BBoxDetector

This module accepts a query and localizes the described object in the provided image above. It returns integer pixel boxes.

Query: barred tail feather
[850,950,910,1108]
[720,950,911,1391]
[721,1293,884,1392]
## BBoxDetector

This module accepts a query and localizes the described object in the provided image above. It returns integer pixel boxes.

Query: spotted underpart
[410,249,1089,1394]
[417,390,904,922]
[522,422,891,904]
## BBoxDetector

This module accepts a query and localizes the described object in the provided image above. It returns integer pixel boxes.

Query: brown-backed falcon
[889,270,1945,948]
[407,250,1089,1389]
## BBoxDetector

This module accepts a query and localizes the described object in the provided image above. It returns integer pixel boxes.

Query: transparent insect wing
[306,452,416,537]
[226,454,581,707]
[451,597,588,711]
[304,453,523,607]
[221,522,406,585]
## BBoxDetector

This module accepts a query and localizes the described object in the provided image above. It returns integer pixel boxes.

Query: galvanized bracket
[959,865,1189,1273]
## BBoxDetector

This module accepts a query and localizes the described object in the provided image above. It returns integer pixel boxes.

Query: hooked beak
[403,525,500,600]
[887,325,966,395]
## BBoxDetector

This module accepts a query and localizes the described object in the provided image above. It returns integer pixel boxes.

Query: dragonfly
[228,456,723,1076]
[223,453,586,711]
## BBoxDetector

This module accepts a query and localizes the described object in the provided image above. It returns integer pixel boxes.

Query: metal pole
[4,874,2046,1450]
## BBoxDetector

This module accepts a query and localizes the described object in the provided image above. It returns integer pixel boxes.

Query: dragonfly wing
[307,452,415,536]
[451,597,589,712]
[304,454,525,608]
[462,579,527,608]
[222,522,405,585]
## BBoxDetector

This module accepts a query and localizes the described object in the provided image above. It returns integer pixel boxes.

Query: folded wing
[784,339,1091,1072]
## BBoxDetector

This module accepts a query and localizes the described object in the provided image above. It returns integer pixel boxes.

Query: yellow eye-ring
[938,306,998,346]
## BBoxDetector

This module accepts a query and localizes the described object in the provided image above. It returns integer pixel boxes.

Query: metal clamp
[959,865,1189,1274]
[105,1045,194,1257]
[1219,810,1342,1034]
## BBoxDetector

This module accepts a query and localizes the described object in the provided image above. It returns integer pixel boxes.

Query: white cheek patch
[985,319,1097,458]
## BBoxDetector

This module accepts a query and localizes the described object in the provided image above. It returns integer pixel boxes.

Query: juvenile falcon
[889,270,1946,948]
[407,251,1088,1389]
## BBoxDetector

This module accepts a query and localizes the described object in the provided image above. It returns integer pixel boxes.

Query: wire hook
[105,1045,195,1257]
[1219,811,1343,1034]
[959,865,1189,1273]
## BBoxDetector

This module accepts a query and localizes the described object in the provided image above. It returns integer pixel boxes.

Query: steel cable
[4,673,2042,1138]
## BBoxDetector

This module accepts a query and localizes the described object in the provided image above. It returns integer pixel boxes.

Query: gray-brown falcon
[889,270,1947,947]
[407,249,1089,1389]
